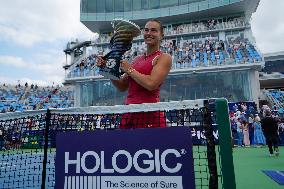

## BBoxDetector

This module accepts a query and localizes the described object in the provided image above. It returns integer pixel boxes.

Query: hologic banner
[55,127,195,189]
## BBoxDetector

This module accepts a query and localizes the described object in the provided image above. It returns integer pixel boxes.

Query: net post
[41,109,51,189]
[204,100,218,189]
[215,98,236,189]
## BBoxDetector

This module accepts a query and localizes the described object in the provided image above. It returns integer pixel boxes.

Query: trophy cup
[98,18,141,80]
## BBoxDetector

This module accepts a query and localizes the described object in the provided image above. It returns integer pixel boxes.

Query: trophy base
[99,67,121,80]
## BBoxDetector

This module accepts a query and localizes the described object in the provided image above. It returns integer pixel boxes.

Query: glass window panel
[115,0,124,12]
[96,0,105,13]
[180,0,188,5]
[105,0,113,12]
[84,70,252,105]
[160,0,178,8]
[141,0,148,10]
[149,0,159,9]
[81,0,88,12]
[87,0,97,12]
[161,70,251,102]
[124,0,132,12]
[133,0,142,11]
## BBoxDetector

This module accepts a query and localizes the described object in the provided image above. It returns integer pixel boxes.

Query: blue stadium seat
[211,52,216,61]
[219,51,224,60]
[204,57,209,66]
[191,59,196,67]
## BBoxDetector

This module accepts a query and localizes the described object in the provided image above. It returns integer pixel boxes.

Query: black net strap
[203,101,218,189]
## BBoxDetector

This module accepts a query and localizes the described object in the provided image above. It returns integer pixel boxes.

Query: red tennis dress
[120,50,166,129]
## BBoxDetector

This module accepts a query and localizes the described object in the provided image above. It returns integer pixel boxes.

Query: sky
[0,0,283,86]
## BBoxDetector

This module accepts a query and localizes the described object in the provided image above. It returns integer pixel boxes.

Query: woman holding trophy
[96,19,172,129]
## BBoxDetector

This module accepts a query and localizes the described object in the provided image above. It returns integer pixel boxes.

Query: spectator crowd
[229,101,284,152]
[66,16,262,79]
[0,82,74,113]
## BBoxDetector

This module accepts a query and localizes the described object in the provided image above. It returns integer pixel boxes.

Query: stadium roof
[260,77,284,89]
[63,41,92,55]
[81,0,260,33]
[263,51,284,62]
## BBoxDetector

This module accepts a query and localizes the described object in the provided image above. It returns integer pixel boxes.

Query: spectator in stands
[248,114,255,145]
[220,40,225,50]
[272,103,277,111]
[242,120,250,147]
[0,126,4,150]
[261,110,280,156]
[253,115,266,147]
[262,104,271,117]
[241,102,247,112]
[96,19,172,129]
[236,117,244,147]
[239,111,247,122]
[0,82,74,112]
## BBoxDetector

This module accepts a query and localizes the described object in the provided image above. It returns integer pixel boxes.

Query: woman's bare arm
[120,53,172,91]
[110,74,129,92]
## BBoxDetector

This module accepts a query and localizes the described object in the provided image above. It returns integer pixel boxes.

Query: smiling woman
[96,19,172,128]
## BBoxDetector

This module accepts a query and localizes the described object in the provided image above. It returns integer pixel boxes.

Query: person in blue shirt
[253,115,266,147]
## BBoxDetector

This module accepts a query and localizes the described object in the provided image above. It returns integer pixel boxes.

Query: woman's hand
[120,60,132,74]
[96,56,106,68]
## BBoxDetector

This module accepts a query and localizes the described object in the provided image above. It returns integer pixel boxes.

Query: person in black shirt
[261,110,280,156]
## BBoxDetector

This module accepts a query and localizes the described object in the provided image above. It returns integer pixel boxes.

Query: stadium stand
[65,16,263,79]
[264,89,284,111]
[228,101,284,147]
[0,83,74,113]
[1,0,284,188]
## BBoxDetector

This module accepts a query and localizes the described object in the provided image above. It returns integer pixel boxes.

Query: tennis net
[0,99,235,189]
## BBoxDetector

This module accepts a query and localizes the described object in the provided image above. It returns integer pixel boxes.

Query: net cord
[0,100,205,121]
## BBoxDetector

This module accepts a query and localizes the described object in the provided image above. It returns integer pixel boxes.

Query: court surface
[233,146,284,189]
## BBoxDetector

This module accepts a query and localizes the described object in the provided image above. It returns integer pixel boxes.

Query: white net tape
[0,100,205,120]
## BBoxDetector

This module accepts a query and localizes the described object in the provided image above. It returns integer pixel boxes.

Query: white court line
[276,171,284,177]
[0,164,17,168]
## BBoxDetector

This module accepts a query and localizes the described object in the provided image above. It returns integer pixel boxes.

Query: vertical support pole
[216,99,236,189]
[41,109,51,189]
[204,100,218,189]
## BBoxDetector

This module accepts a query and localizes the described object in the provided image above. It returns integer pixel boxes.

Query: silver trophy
[99,18,141,80]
